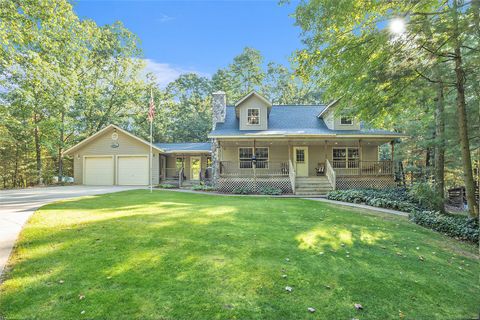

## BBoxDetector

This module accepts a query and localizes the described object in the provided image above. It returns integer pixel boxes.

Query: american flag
[148,90,155,122]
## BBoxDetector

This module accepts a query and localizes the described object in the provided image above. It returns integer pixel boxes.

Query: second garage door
[117,156,149,185]
[84,156,114,185]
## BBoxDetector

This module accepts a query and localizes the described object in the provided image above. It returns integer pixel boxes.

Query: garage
[117,155,149,185]
[84,156,114,185]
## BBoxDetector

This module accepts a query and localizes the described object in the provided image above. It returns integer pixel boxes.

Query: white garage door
[117,156,149,185]
[84,157,114,185]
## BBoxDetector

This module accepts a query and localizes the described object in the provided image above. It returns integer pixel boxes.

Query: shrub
[258,187,282,195]
[232,187,253,194]
[409,210,479,243]
[158,184,176,189]
[191,184,216,192]
[408,182,443,211]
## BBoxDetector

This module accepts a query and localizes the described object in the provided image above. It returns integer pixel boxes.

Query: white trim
[64,124,164,155]
[234,91,272,107]
[115,154,150,186]
[83,155,115,185]
[163,150,211,154]
[209,134,406,139]
[246,108,260,125]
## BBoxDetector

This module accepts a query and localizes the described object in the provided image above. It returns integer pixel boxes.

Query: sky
[73,0,303,86]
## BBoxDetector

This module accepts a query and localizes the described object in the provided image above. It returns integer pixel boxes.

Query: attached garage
[84,156,114,185]
[117,155,149,185]
[64,124,164,185]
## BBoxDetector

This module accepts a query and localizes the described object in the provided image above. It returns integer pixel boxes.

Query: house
[64,91,404,195]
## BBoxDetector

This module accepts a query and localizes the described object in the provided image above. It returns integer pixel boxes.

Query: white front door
[293,147,309,177]
[190,156,201,180]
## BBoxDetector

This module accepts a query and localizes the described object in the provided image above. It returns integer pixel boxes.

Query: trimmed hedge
[409,210,479,243]
[327,188,479,243]
[158,184,176,189]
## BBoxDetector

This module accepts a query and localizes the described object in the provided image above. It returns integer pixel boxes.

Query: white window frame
[332,147,359,168]
[247,108,260,125]
[238,147,269,169]
[340,117,353,125]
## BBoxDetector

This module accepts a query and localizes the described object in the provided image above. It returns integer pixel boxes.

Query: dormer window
[340,117,353,125]
[247,108,260,125]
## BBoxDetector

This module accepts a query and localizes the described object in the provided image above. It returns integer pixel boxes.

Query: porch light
[252,155,257,164]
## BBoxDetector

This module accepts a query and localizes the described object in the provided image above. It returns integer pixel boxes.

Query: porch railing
[325,159,336,190]
[332,160,393,176]
[288,159,296,194]
[220,161,289,177]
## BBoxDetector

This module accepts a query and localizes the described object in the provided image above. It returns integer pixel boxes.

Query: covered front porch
[214,138,397,194]
[156,143,212,187]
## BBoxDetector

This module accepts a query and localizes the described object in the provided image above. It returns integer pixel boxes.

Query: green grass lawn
[0,190,478,319]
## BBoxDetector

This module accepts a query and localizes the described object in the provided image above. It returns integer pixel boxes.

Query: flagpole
[150,118,153,193]
[149,88,153,193]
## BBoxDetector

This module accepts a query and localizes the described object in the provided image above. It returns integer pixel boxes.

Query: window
[206,156,212,167]
[340,117,353,125]
[333,147,359,168]
[238,147,269,168]
[296,149,305,163]
[247,108,260,125]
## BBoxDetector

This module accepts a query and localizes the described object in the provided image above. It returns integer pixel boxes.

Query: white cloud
[156,14,174,23]
[142,59,208,87]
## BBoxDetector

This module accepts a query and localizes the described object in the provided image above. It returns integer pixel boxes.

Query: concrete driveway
[0,185,142,276]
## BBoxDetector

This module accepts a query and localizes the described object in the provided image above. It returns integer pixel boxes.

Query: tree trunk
[33,113,43,185]
[58,111,65,183]
[453,0,479,217]
[434,77,445,212]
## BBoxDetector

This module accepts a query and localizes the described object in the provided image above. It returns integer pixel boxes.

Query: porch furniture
[315,162,325,176]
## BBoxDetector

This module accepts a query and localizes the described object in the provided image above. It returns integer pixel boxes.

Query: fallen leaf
[80,310,85,315]
[282,274,287,278]
[285,258,290,262]
[354,303,363,310]
[418,256,425,261]
[285,286,293,292]
[58,280,64,284]
[79,294,85,300]
[307,307,316,313]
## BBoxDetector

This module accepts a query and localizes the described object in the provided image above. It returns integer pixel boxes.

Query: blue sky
[73,0,303,86]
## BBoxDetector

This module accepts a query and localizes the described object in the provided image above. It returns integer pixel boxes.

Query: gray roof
[154,142,211,153]
[209,106,403,137]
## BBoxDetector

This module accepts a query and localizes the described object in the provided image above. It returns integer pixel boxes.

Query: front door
[293,147,309,177]
[190,156,201,180]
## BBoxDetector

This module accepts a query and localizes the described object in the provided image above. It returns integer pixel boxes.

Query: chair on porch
[315,162,325,176]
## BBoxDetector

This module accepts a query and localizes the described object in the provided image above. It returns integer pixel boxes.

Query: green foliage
[232,186,253,194]
[409,211,479,244]
[408,182,443,211]
[158,184,176,189]
[257,187,283,195]
[191,184,216,192]
[327,188,422,212]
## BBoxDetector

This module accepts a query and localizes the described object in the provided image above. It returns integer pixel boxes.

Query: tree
[293,0,479,217]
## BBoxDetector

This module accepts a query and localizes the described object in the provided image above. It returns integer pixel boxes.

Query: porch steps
[295,177,333,196]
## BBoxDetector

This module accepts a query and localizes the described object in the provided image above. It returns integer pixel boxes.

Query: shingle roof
[154,142,211,153]
[209,106,403,137]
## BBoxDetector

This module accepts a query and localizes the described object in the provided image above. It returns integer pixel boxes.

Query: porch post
[253,139,257,192]
[390,140,395,177]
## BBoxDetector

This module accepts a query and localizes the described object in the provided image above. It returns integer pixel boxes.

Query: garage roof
[63,124,165,155]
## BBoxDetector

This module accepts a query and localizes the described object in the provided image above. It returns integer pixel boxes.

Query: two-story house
[208,91,404,195]
[64,91,404,195]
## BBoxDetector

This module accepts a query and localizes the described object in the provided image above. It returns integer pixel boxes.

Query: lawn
[0,190,478,319]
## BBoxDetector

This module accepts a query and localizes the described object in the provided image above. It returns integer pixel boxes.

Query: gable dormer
[235,92,272,131]
[318,99,360,130]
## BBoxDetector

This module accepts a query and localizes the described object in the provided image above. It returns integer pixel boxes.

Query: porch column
[390,140,395,160]
[253,139,257,192]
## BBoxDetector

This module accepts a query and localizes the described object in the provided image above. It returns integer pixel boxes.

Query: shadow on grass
[0,190,478,319]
